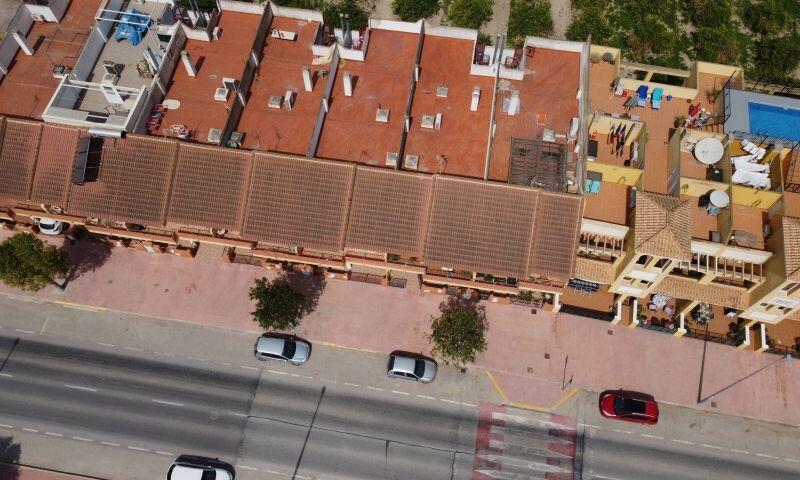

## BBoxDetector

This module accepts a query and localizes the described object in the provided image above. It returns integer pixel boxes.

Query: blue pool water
[748,102,800,141]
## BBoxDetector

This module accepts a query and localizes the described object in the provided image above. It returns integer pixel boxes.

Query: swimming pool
[748,102,800,141]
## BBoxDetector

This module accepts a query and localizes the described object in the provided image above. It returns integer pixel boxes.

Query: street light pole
[698,354,792,404]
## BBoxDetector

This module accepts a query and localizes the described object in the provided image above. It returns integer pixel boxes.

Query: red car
[599,390,659,425]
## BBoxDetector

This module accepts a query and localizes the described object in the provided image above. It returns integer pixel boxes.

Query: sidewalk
[1,231,799,426]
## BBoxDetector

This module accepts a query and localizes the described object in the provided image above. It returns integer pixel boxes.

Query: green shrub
[323,0,369,31]
[271,0,321,8]
[446,0,493,30]
[392,0,440,21]
[506,0,553,46]
[477,31,493,45]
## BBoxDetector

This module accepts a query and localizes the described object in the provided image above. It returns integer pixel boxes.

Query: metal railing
[638,322,677,334]
[685,327,742,346]
[766,343,800,360]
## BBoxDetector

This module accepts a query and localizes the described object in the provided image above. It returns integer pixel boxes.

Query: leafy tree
[753,34,800,83]
[392,0,440,21]
[446,0,493,30]
[738,0,795,34]
[566,9,612,43]
[249,276,308,330]
[272,0,322,8]
[0,233,69,292]
[323,0,370,31]
[477,31,493,45]
[507,0,553,46]
[428,303,487,366]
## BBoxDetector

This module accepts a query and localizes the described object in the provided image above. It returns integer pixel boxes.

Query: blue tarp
[114,9,153,46]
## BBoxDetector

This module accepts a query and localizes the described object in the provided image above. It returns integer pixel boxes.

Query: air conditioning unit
[421,114,435,129]
[404,154,419,170]
[101,72,119,86]
[385,152,398,167]
[434,113,442,130]
[268,95,283,109]
[207,128,223,144]
[222,77,238,91]
[103,61,121,76]
[375,108,390,123]
[271,29,297,41]
[283,90,295,111]
[214,87,229,102]
[436,85,448,98]
[542,129,556,142]
[30,14,47,22]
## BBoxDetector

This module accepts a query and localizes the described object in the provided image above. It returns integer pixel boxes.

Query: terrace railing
[766,343,800,360]
[685,327,742,347]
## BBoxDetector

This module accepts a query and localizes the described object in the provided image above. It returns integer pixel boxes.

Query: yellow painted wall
[696,61,742,78]
[620,79,698,100]
[679,177,728,197]
[588,162,642,186]
[731,185,782,208]
[590,115,644,145]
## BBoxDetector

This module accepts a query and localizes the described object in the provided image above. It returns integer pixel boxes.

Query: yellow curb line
[53,301,107,312]
[485,370,582,413]
[321,341,381,354]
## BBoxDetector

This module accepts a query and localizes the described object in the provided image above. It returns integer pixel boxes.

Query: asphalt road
[0,295,798,480]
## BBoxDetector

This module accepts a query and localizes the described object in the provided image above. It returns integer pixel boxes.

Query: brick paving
[1,229,799,426]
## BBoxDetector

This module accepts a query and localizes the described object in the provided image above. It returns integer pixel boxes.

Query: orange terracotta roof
[574,257,616,284]
[168,144,252,232]
[346,168,433,257]
[783,216,800,280]
[655,276,749,310]
[68,135,179,225]
[424,177,538,278]
[30,124,81,207]
[0,118,42,201]
[242,153,356,252]
[529,191,583,281]
[634,191,692,261]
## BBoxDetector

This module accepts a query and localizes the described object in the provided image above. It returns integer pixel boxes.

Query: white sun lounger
[732,170,770,189]
[731,154,754,162]
[734,157,770,172]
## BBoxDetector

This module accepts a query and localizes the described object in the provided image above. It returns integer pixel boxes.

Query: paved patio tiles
[0,229,799,426]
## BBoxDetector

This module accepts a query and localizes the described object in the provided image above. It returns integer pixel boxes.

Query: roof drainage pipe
[87,128,125,139]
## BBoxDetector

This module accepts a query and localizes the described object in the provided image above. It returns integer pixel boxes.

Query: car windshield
[282,341,296,358]
[613,397,646,415]
[201,470,216,480]
[413,359,426,378]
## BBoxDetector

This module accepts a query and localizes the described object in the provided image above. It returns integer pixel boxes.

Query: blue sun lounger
[651,87,663,109]
[636,85,648,107]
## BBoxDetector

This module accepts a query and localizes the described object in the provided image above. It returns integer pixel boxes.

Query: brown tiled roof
[634,191,692,261]
[655,276,749,309]
[424,177,538,278]
[68,135,178,226]
[242,153,355,252]
[168,144,252,232]
[529,191,583,281]
[573,257,615,284]
[30,124,80,207]
[346,168,434,258]
[0,118,42,201]
[783,216,800,280]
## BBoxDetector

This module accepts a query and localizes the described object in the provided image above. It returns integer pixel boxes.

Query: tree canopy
[507,0,553,47]
[392,0,440,21]
[250,276,308,330]
[323,0,370,31]
[446,0,493,30]
[0,233,69,292]
[428,302,487,366]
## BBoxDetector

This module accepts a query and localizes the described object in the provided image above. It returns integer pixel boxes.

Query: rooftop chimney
[302,67,313,92]
[343,71,353,97]
[180,51,197,77]
[470,86,481,112]
[508,91,520,116]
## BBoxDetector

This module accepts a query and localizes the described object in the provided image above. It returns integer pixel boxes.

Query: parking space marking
[22,428,39,433]
[152,399,184,407]
[123,346,144,352]
[97,342,115,348]
[45,432,63,437]
[440,399,461,405]
[343,382,361,388]
[0,424,13,429]
[268,370,288,375]
[64,384,97,393]
[72,437,93,443]
[0,373,13,378]
[102,441,120,447]
[15,329,35,334]
[612,429,631,434]
[701,444,722,450]
[785,458,798,463]
[367,386,385,392]
[228,412,247,417]
[238,465,258,471]
[672,439,693,445]
[731,449,750,454]
[240,365,260,371]
[391,390,410,396]
[460,402,477,408]
[156,451,174,456]
[756,453,778,459]
[128,446,150,452]
[640,434,664,440]
[416,394,435,400]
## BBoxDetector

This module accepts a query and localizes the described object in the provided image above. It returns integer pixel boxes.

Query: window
[635,255,652,266]
[782,283,800,296]
[654,258,671,270]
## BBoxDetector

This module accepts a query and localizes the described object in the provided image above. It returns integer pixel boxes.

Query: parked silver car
[167,455,235,480]
[35,218,67,235]
[387,353,437,383]
[254,334,310,365]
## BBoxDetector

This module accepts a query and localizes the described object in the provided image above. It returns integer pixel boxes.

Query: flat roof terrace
[155,11,260,143]
[583,180,630,225]
[316,28,418,165]
[0,0,100,119]
[237,16,323,154]
[490,48,580,181]
[403,34,493,178]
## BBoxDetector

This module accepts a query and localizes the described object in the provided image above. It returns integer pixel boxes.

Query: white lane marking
[731,449,750,454]
[0,373,13,378]
[756,453,779,459]
[152,399,184,407]
[612,429,632,434]
[220,362,232,366]
[391,390,410,396]
[73,437,94,443]
[128,446,150,452]
[343,382,360,388]
[640,434,664,440]
[0,424,13,429]
[579,423,602,430]
[64,384,97,393]
[785,458,799,463]
[240,365,259,371]
[40,317,49,335]
[123,346,144,352]
[227,412,247,417]
[266,470,285,476]
[186,356,206,362]
[297,374,313,380]
[97,342,115,348]
[440,399,461,405]
[156,451,174,456]
[701,444,722,450]
[416,394,435,400]
[153,352,174,357]
[672,439,693,445]
[268,370,288,376]
[102,441,120,447]
[320,378,338,384]
[45,432,63,438]
[460,402,477,408]
[22,428,39,433]
[367,386,385,392]
[15,329,35,334]
[237,465,258,471]
[588,474,624,480]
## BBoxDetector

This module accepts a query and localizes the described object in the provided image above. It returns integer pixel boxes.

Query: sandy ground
[369,0,508,38]
[549,0,571,39]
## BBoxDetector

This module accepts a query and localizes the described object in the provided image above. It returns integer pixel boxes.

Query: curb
[485,370,581,413]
